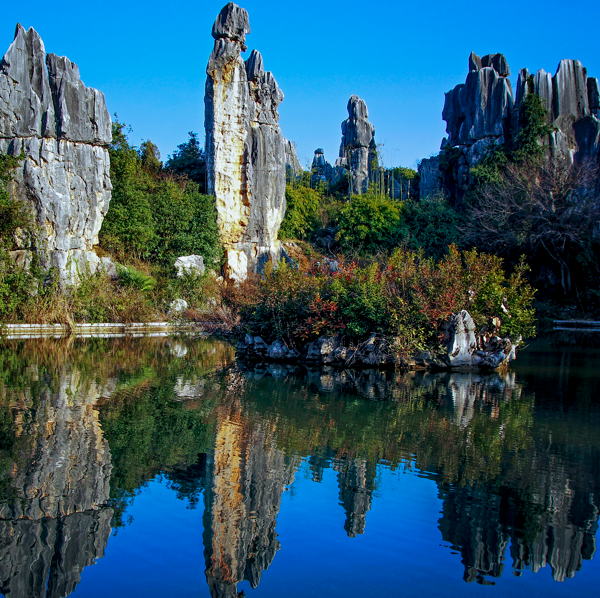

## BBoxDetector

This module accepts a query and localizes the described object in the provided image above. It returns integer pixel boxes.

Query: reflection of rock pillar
[334,457,376,537]
[438,485,510,583]
[0,509,113,598]
[203,415,298,597]
[0,365,114,597]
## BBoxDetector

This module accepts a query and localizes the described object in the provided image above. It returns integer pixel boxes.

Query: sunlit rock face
[205,2,287,282]
[0,24,112,285]
[335,95,376,195]
[203,392,299,597]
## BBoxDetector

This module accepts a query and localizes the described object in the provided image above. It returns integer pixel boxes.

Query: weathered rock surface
[335,95,376,195]
[431,53,600,201]
[205,3,287,282]
[418,155,443,199]
[515,59,600,163]
[0,24,112,285]
[237,310,519,370]
[175,254,206,277]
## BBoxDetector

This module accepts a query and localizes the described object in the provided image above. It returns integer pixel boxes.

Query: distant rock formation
[335,95,376,195]
[205,2,288,282]
[515,59,600,163]
[0,24,112,285]
[426,52,600,202]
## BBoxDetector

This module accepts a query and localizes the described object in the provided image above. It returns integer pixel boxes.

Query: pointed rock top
[468,52,510,77]
[347,95,369,120]
[245,49,264,81]
[212,2,250,48]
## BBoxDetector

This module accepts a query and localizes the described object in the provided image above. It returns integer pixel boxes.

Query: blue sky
[3,1,599,170]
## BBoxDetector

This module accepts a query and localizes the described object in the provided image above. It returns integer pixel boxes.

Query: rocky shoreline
[237,310,520,371]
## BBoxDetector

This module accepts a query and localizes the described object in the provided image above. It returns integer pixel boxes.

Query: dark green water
[0,336,598,597]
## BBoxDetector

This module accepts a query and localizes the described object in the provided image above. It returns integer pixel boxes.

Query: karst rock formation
[335,95,377,195]
[420,52,600,200]
[0,24,112,285]
[205,2,289,282]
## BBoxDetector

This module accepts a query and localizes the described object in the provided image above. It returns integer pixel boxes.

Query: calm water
[0,336,598,597]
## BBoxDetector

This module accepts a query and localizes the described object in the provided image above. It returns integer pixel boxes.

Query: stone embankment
[237,310,519,370]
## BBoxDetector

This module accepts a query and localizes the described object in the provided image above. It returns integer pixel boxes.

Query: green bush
[99,120,223,270]
[279,184,321,240]
[336,193,405,253]
[235,247,536,355]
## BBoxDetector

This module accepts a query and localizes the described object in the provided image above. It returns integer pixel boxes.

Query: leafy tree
[336,193,405,254]
[140,140,162,173]
[279,184,321,240]
[0,152,28,251]
[100,120,156,258]
[165,132,207,192]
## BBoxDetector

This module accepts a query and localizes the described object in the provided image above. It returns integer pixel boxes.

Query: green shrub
[279,184,321,240]
[235,247,536,355]
[336,193,406,253]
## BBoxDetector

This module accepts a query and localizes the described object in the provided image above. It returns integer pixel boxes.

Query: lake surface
[0,335,598,597]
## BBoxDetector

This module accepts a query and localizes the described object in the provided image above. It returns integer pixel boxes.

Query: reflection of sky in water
[72,460,595,597]
[0,337,598,597]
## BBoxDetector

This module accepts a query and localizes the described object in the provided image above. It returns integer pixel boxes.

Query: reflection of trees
[235,364,600,583]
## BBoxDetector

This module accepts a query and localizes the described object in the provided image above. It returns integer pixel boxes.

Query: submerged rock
[205,2,287,282]
[0,24,112,286]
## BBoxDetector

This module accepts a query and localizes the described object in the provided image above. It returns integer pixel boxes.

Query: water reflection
[0,338,597,596]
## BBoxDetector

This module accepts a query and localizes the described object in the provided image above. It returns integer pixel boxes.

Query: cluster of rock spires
[204,2,289,282]
[0,24,113,285]
[420,52,600,200]
[309,95,378,194]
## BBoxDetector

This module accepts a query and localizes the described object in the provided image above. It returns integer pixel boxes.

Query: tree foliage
[164,132,207,192]
[99,120,223,269]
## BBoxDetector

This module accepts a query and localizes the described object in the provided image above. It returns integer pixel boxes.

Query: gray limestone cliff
[205,2,287,282]
[0,24,112,285]
[427,52,600,201]
[335,95,376,195]
[515,59,600,163]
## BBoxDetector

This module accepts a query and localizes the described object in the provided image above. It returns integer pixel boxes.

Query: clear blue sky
[3,1,599,170]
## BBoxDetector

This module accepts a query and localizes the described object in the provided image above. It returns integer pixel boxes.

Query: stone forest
[0,3,599,597]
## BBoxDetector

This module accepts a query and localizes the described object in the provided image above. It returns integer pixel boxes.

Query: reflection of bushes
[235,370,534,486]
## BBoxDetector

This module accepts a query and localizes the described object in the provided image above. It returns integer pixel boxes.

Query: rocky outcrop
[284,138,301,178]
[335,95,376,195]
[418,155,443,199]
[205,2,288,282]
[0,24,112,285]
[515,60,600,163]
[237,310,519,370]
[431,53,600,202]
